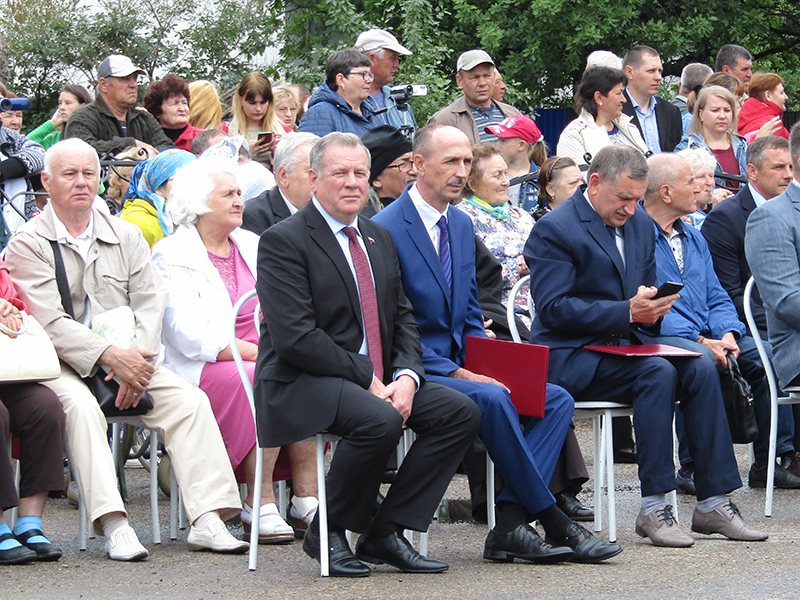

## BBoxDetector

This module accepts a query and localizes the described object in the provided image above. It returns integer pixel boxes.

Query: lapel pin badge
[367,236,376,245]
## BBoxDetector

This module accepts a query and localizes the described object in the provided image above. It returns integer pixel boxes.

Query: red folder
[464,336,548,418]
[585,344,702,357]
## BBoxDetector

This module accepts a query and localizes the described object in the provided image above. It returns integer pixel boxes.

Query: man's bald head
[644,153,697,216]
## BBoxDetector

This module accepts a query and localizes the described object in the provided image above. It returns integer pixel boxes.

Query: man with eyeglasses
[360,125,417,217]
[65,54,174,157]
[299,48,379,138]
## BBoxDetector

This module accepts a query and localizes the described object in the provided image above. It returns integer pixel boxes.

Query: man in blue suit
[374,124,620,564]
[526,145,767,548]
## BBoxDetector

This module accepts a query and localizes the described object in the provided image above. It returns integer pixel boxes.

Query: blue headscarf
[124,149,196,235]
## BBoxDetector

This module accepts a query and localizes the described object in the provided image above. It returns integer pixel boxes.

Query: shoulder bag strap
[48,239,76,319]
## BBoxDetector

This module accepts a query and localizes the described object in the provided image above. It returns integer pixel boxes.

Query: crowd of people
[0,30,798,578]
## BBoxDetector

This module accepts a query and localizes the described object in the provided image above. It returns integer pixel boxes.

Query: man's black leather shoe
[545,522,622,563]
[302,526,370,577]
[781,451,800,478]
[483,523,574,564]
[356,530,448,573]
[556,492,595,522]
[749,461,800,489]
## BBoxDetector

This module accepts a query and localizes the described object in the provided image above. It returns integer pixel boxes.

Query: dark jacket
[242,186,292,236]
[64,94,174,156]
[297,83,377,138]
[702,185,767,335]
[622,91,682,154]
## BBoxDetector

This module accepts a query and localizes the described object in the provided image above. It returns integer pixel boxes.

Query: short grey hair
[44,138,100,176]
[747,135,790,169]
[274,132,320,174]
[677,147,716,174]
[309,132,371,174]
[715,44,752,71]
[168,157,240,226]
[587,145,648,183]
[680,63,713,93]
[644,153,690,202]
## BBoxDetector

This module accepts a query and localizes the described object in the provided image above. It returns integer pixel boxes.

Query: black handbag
[720,353,758,444]
[49,240,154,418]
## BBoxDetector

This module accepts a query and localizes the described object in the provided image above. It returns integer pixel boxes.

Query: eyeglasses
[347,70,375,82]
[385,159,413,174]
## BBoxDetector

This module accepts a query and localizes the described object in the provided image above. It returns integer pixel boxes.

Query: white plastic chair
[505,275,676,542]
[743,276,800,517]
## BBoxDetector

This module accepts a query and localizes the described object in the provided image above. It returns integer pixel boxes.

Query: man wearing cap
[355,29,418,135]
[360,125,417,217]
[489,115,545,212]
[429,50,520,144]
[65,54,174,157]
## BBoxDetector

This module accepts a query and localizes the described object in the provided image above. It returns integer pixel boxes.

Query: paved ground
[5,421,800,599]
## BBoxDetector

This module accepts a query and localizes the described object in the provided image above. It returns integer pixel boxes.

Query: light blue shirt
[312,197,419,387]
[748,183,768,208]
[629,93,661,154]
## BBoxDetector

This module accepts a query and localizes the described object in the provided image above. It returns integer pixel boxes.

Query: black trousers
[325,380,481,533]
[0,383,66,511]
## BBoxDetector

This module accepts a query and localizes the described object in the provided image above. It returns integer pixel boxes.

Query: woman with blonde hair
[187,80,223,130]
[272,85,300,132]
[676,85,747,192]
[227,72,282,166]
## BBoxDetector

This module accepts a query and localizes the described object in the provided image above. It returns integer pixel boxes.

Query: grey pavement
[5,421,800,600]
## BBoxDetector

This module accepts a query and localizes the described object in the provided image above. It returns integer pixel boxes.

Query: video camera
[387,84,427,109]
[0,97,31,112]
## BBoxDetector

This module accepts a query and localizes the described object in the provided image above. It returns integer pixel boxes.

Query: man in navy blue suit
[526,145,767,547]
[374,124,621,564]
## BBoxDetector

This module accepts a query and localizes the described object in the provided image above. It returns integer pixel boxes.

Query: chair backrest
[230,288,260,419]
[506,274,532,343]
[744,277,780,401]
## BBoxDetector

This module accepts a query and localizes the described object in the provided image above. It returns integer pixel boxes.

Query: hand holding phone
[257,131,274,145]
[653,281,684,299]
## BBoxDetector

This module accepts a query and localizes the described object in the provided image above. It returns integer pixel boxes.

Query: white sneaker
[188,516,249,553]
[241,502,295,544]
[105,525,149,561]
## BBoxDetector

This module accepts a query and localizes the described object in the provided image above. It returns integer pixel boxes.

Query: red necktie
[343,227,384,382]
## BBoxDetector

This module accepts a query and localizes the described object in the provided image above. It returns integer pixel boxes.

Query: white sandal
[241,503,294,544]
[288,496,318,538]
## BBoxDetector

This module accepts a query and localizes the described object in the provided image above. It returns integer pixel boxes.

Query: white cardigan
[151,224,260,385]
[556,108,648,174]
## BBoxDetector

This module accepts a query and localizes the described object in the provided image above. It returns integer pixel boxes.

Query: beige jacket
[429,96,521,144]
[5,205,165,377]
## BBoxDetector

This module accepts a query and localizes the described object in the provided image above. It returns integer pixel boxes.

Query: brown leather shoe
[691,501,768,541]
[635,505,694,548]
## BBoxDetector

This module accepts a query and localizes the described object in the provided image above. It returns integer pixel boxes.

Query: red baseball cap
[485,115,543,145]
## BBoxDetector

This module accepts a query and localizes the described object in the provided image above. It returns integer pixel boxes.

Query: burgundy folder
[464,336,548,418]
[584,344,702,357]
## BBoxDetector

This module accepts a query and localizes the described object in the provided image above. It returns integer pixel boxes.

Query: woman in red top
[738,72,790,141]
[0,259,65,564]
[143,74,203,152]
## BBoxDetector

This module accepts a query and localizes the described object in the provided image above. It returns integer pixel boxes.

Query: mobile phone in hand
[653,281,684,299]
[257,131,274,145]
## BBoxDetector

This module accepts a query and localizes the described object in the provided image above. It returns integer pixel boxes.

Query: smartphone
[257,131,274,145]
[653,281,684,299]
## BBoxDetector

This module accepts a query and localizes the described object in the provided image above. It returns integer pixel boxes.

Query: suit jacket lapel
[574,193,626,282]
[359,218,392,346]
[399,195,452,307]
[305,204,362,326]
[268,188,291,221]
[655,100,668,151]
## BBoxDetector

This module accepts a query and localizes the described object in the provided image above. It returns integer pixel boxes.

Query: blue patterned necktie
[437,215,452,290]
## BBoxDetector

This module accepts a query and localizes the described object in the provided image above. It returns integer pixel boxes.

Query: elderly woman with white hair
[150,158,318,543]
[677,147,734,229]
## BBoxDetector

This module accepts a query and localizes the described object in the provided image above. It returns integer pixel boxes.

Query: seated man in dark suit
[701,136,800,479]
[526,145,767,548]
[375,124,619,564]
[254,132,481,577]
[242,132,319,235]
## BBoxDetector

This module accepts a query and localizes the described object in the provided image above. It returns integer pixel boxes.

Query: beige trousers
[44,362,242,531]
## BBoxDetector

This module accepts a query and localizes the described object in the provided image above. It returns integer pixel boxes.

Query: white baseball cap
[355,29,412,56]
[98,55,146,79]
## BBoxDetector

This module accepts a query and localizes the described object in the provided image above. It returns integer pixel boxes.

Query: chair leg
[248,442,264,571]
[9,454,20,529]
[486,457,496,530]
[150,430,161,545]
[78,495,88,550]
[604,411,617,543]
[170,465,178,541]
[593,415,602,533]
[765,399,780,517]
[316,434,329,577]
[277,480,287,519]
